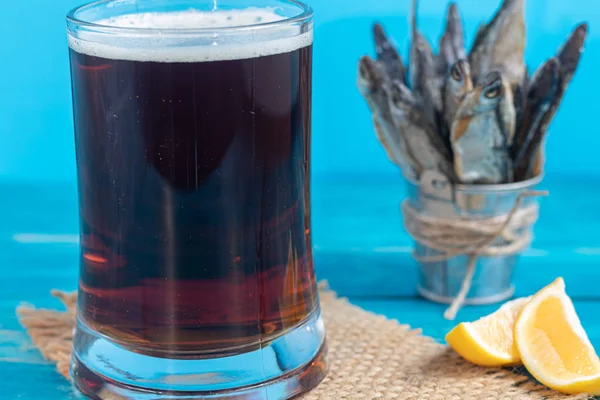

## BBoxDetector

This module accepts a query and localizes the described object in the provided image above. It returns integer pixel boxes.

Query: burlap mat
[16,286,592,400]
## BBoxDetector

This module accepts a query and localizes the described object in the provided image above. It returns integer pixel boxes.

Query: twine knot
[401,190,549,320]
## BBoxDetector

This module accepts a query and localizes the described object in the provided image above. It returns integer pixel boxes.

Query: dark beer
[69,11,317,357]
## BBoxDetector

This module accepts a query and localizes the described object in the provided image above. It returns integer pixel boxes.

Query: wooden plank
[5,235,600,299]
[4,248,597,301]
[311,174,600,249]
[1,177,600,299]
[3,176,600,248]
[316,249,600,298]
[0,362,81,399]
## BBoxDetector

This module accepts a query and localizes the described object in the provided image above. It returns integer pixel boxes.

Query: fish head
[445,3,461,34]
[410,36,436,91]
[415,36,435,64]
[473,71,505,112]
[447,59,473,98]
[447,3,459,18]
[373,23,389,52]
[390,79,415,107]
[559,22,588,73]
[358,56,385,94]
[469,0,526,88]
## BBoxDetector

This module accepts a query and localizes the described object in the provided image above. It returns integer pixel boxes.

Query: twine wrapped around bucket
[401,189,548,320]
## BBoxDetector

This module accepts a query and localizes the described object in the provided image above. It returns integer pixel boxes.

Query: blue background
[0,0,596,183]
[2,1,600,398]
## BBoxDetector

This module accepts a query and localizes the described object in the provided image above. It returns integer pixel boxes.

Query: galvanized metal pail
[404,170,544,305]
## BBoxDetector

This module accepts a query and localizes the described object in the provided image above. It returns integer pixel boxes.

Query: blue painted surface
[2,0,600,398]
[1,179,600,398]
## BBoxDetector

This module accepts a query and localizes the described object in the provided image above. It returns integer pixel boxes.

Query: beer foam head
[68,8,313,63]
[99,8,284,29]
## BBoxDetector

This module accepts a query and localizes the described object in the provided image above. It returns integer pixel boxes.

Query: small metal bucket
[404,170,544,305]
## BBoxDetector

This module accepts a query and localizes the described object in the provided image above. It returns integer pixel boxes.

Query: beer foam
[68,8,313,63]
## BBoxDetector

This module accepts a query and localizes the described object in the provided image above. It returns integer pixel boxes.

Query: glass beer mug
[66,0,327,398]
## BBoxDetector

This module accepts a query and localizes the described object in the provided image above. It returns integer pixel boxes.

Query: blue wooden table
[2,175,600,399]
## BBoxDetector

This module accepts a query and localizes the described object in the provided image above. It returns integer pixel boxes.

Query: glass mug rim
[66,0,314,35]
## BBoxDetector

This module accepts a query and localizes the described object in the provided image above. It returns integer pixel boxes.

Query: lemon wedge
[515,277,600,395]
[446,296,530,367]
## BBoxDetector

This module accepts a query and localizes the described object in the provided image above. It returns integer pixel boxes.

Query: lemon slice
[446,297,530,367]
[515,277,600,395]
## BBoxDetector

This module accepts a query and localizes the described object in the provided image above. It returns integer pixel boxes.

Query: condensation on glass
[66,1,327,398]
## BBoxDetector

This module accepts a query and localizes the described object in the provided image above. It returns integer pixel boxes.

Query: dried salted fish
[442,59,473,142]
[512,58,560,180]
[357,0,587,185]
[557,23,588,86]
[373,23,406,84]
[515,23,588,180]
[412,43,443,130]
[499,74,517,149]
[357,56,401,162]
[388,80,456,181]
[470,23,487,55]
[512,71,529,128]
[550,22,588,117]
[437,3,467,76]
[409,0,434,84]
[372,115,400,170]
[410,0,443,128]
[358,56,418,174]
[451,71,514,184]
[469,0,526,92]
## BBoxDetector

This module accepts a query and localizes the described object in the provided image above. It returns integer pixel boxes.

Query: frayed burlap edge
[16,284,591,399]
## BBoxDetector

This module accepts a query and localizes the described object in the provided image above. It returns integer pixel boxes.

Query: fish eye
[451,65,462,81]
[484,86,501,99]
